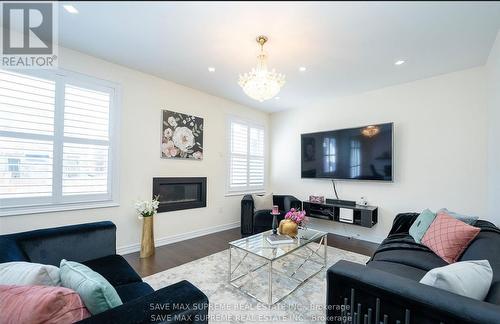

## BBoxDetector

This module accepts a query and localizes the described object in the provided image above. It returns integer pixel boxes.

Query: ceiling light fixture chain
[257,35,268,51]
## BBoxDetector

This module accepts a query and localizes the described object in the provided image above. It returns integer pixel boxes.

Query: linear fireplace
[153,177,207,212]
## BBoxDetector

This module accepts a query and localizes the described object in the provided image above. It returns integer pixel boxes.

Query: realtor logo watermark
[1,1,58,68]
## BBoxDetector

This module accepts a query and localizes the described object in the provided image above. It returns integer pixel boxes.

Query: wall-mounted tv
[301,123,393,181]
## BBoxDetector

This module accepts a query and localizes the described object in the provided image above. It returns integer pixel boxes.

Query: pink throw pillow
[0,285,90,324]
[421,212,480,263]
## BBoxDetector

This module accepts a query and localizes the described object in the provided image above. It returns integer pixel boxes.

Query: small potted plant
[135,196,160,258]
[279,208,308,238]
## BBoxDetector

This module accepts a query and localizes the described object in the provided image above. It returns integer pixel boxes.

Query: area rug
[143,245,370,323]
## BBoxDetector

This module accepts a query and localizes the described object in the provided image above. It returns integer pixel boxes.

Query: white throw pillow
[0,261,61,286]
[420,260,492,300]
[253,193,273,211]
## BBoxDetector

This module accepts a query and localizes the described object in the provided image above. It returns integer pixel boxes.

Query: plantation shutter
[63,84,111,196]
[229,121,248,189]
[228,119,265,193]
[0,70,55,200]
[248,126,264,187]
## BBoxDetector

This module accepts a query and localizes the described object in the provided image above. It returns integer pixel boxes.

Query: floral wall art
[161,110,203,160]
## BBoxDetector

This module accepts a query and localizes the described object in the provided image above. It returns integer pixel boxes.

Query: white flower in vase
[135,196,160,218]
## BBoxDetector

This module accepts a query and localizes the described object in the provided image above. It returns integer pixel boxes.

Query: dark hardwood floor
[326,233,379,257]
[123,227,378,277]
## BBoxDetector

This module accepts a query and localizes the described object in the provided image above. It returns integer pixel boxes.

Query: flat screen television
[301,123,393,181]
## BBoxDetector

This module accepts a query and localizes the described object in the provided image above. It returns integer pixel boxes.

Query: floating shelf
[302,201,378,228]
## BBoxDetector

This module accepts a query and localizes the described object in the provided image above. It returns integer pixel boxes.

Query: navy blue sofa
[0,221,209,324]
[326,213,500,324]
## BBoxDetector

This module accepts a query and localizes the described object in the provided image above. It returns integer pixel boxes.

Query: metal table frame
[228,232,327,305]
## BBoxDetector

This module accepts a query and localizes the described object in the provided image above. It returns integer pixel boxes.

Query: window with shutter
[0,69,120,216]
[227,118,265,194]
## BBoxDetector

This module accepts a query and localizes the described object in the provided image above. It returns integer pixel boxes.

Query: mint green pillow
[409,209,437,243]
[60,259,122,315]
[437,208,479,225]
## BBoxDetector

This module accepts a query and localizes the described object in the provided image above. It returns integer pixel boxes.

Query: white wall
[487,31,500,223]
[270,67,488,243]
[0,47,270,252]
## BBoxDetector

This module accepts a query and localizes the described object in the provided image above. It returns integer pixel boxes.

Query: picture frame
[161,109,204,160]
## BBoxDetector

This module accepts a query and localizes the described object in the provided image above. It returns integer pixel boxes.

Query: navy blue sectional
[0,221,209,324]
[326,213,500,324]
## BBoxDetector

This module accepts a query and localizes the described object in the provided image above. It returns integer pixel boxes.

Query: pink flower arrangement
[284,208,308,226]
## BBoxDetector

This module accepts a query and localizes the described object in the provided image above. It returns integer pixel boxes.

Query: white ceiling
[57,1,500,113]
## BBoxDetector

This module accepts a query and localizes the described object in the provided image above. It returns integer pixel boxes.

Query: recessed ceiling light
[299,66,307,72]
[395,60,405,66]
[63,5,78,14]
[275,96,280,100]
[208,67,215,72]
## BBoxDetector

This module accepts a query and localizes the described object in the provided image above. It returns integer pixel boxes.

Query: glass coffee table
[228,228,327,305]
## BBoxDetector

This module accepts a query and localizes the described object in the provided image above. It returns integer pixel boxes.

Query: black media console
[302,201,378,228]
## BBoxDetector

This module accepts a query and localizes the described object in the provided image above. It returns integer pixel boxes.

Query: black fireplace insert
[153,177,207,212]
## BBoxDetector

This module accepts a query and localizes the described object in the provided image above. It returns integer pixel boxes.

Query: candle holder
[271,207,280,235]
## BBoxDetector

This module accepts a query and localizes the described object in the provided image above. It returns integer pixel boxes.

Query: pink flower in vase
[285,208,308,227]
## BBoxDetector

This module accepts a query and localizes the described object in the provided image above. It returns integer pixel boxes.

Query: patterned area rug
[144,245,369,323]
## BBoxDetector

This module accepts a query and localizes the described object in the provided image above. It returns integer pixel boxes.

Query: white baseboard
[117,221,240,255]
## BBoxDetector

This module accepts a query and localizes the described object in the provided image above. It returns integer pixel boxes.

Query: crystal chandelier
[361,125,380,137]
[238,35,286,102]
